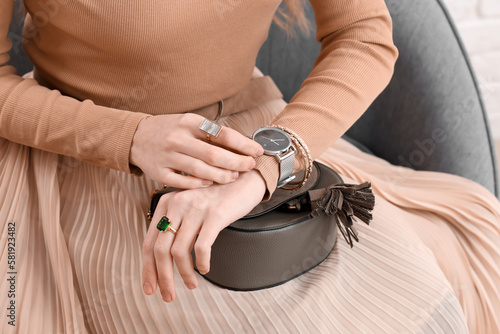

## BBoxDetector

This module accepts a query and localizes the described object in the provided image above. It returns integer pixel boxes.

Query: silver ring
[199,119,222,140]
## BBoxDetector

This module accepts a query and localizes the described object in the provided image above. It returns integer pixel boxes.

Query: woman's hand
[142,169,266,302]
[130,113,264,189]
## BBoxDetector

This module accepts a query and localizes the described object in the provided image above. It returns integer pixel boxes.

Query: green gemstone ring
[156,216,177,235]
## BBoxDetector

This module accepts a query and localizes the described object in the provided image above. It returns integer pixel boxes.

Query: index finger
[201,125,263,158]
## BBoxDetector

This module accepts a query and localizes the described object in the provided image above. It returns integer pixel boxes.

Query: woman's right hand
[130,113,264,189]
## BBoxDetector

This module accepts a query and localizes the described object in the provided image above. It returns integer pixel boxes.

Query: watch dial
[254,128,291,154]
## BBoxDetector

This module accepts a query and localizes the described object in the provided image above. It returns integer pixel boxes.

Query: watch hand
[262,137,284,141]
[262,137,280,145]
[269,139,285,146]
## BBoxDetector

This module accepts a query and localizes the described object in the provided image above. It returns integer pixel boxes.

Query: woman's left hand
[141,169,266,302]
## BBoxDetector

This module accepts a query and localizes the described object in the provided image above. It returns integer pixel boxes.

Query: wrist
[129,116,147,167]
[244,169,267,199]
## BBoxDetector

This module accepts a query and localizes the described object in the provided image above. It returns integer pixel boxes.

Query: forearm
[0,1,151,174]
[254,0,398,200]
[0,66,149,173]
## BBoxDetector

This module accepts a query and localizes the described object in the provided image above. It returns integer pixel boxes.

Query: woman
[1,0,500,333]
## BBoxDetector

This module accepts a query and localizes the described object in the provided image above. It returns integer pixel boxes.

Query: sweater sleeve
[0,0,150,174]
[253,0,399,200]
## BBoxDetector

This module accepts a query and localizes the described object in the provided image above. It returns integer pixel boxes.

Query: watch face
[253,127,291,154]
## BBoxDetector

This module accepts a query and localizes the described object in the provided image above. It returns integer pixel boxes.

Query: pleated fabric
[2,84,500,334]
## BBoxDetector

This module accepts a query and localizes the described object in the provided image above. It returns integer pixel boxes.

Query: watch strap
[277,146,296,188]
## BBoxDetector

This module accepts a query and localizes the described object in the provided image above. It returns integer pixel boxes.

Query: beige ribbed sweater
[0,0,398,199]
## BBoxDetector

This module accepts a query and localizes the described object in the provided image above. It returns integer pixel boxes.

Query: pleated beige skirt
[2,75,500,334]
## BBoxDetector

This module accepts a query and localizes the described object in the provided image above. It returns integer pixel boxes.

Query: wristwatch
[252,127,296,188]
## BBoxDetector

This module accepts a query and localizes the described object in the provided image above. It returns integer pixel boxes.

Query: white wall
[441,0,500,139]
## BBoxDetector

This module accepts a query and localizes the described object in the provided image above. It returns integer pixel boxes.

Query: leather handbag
[148,161,375,291]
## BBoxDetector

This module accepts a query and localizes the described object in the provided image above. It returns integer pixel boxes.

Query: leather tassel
[308,181,375,248]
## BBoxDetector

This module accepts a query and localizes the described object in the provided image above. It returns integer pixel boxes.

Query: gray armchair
[256,0,499,198]
[8,0,499,198]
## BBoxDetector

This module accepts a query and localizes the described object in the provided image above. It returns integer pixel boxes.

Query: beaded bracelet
[269,124,313,190]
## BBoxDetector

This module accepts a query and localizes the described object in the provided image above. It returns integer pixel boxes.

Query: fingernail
[186,283,196,290]
[231,171,239,181]
[143,282,152,295]
[202,180,213,187]
[161,290,172,302]
[249,159,256,169]
[256,147,264,156]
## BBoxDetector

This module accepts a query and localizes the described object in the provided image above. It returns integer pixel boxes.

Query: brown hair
[274,0,311,36]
